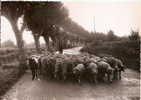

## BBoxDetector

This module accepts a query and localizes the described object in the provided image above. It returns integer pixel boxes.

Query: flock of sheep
[27,53,126,84]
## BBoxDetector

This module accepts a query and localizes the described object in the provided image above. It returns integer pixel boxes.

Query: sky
[1,1,141,44]
[64,2,141,35]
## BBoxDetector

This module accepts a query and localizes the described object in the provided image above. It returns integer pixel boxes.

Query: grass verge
[0,63,26,97]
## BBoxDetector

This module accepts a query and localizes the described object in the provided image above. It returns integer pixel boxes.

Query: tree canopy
[1,2,27,22]
[2,1,90,42]
[1,1,91,54]
[107,30,117,41]
[23,2,69,37]
[60,18,90,39]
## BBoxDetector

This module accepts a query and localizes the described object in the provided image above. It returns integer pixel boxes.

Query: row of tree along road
[1,2,90,67]
[1,2,140,72]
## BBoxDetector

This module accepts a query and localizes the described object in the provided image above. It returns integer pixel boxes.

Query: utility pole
[0,27,1,48]
[0,24,1,48]
[0,6,1,48]
[93,16,96,34]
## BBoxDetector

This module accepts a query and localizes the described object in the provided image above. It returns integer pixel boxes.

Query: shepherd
[27,55,40,80]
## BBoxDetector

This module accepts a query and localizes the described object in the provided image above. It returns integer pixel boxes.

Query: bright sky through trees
[1,1,141,44]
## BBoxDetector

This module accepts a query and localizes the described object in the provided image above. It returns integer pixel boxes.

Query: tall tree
[23,2,69,52]
[60,18,90,40]
[1,2,27,64]
[129,30,140,40]
[107,30,117,41]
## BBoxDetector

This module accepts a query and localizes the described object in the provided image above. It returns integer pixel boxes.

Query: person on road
[27,56,39,80]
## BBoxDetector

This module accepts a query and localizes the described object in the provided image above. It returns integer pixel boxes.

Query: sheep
[86,62,98,83]
[72,63,85,84]
[39,55,55,79]
[102,57,119,80]
[96,61,114,83]
[54,58,64,80]
[115,58,126,80]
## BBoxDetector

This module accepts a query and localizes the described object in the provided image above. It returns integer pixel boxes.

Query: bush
[81,40,140,71]
[129,30,140,41]
[1,40,16,48]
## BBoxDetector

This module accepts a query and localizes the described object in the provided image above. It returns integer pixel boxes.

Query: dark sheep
[40,55,56,79]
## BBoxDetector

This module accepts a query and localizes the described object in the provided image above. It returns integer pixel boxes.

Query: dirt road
[2,47,140,100]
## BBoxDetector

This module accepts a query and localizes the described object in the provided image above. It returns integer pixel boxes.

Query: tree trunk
[33,34,41,53]
[10,19,26,65]
[51,36,57,51]
[43,36,50,51]
[58,38,63,54]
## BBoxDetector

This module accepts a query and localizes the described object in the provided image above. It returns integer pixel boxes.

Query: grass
[0,62,25,97]
[0,47,30,97]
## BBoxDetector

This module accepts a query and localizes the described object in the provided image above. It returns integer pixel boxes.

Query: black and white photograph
[0,0,140,100]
